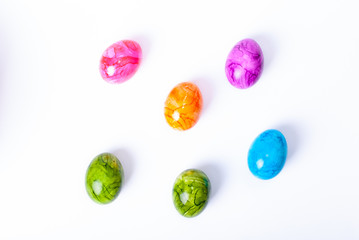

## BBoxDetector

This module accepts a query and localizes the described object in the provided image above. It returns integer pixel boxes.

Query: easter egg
[225,38,263,89]
[99,40,142,84]
[85,153,124,204]
[248,129,287,180]
[164,82,203,131]
[173,169,210,218]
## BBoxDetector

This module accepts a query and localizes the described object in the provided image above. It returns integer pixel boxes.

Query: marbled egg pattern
[248,129,287,180]
[99,40,142,84]
[85,153,124,204]
[225,38,263,89]
[173,169,210,218]
[164,82,203,131]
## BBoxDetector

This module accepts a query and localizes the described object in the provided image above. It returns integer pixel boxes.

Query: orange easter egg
[164,82,203,131]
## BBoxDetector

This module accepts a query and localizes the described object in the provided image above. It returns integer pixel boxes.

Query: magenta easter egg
[99,40,142,84]
[225,39,263,89]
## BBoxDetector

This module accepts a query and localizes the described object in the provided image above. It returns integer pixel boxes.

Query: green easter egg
[85,153,124,204]
[173,169,210,217]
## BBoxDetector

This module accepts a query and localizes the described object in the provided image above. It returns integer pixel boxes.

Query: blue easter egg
[248,129,287,180]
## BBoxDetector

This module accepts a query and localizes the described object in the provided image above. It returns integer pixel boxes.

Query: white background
[1,0,359,239]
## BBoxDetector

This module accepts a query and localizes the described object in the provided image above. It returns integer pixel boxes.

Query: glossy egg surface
[85,153,124,204]
[248,129,287,180]
[173,169,210,217]
[225,38,263,89]
[99,40,142,84]
[164,82,203,131]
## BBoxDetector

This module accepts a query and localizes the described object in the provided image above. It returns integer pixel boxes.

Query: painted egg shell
[173,169,211,218]
[164,82,203,131]
[248,129,287,180]
[85,153,124,204]
[225,38,263,89]
[99,40,142,84]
